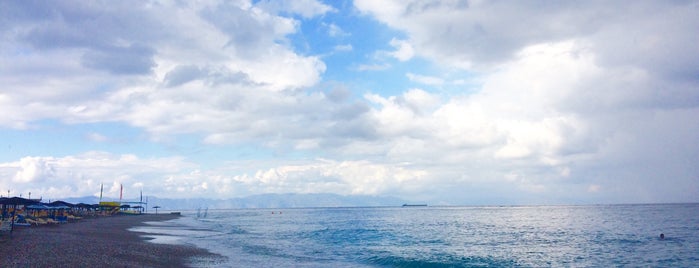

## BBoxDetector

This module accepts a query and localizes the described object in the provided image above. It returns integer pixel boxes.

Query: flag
[120,184,123,201]
[99,183,103,201]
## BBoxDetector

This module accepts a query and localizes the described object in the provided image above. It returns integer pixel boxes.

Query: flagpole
[140,190,144,214]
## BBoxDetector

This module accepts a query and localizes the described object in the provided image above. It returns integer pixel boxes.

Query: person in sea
[659,233,665,240]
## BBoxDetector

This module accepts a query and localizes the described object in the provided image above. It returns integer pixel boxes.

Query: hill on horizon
[59,193,410,210]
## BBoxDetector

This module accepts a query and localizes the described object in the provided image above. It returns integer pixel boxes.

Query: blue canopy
[26,204,51,210]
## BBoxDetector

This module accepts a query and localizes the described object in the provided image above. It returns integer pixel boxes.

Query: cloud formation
[1,0,697,204]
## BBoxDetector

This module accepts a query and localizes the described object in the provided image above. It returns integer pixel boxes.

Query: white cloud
[229,159,428,196]
[587,184,601,193]
[86,132,109,142]
[348,0,699,203]
[0,153,432,199]
[0,1,697,204]
[406,73,444,86]
[0,152,198,199]
[355,0,699,74]
[348,38,698,203]
[255,0,335,18]
[0,1,326,133]
[388,38,414,61]
[326,23,349,37]
[356,63,391,71]
[12,157,56,183]
[334,44,353,52]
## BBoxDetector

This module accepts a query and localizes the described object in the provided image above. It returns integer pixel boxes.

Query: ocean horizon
[133,203,699,267]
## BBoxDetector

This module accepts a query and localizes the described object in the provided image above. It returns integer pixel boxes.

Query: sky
[1,0,698,205]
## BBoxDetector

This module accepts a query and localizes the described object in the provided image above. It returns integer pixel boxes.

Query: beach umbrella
[0,197,39,234]
[152,206,161,214]
[0,197,39,218]
[26,204,51,210]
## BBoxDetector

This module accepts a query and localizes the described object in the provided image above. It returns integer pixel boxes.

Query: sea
[131,203,699,267]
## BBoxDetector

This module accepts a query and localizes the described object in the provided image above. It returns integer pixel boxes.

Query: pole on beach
[9,204,15,235]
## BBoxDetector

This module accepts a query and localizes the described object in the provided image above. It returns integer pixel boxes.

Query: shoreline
[0,213,224,267]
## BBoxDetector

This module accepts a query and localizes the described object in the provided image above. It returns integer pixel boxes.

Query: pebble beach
[0,213,223,267]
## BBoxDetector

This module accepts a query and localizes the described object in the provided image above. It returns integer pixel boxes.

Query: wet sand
[0,214,223,267]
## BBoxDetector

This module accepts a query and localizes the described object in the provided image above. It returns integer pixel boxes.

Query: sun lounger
[12,222,31,227]
[24,218,41,225]
[12,216,31,227]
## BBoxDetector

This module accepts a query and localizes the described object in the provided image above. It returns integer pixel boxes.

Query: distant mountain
[60,193,409,210]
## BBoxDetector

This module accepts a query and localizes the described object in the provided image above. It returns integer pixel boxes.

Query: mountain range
[59,193,410,210]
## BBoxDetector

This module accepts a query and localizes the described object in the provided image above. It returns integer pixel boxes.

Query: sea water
[132,204,699,267]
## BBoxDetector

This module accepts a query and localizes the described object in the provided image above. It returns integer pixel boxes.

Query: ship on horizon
[402,203,427,207]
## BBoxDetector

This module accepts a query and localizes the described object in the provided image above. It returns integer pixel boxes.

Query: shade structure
[0,197,40,233]
[76,203,99,209]
[26,204,51,210]
[26,204,70,210]
[0,197,39,206]
[48,200,75,208]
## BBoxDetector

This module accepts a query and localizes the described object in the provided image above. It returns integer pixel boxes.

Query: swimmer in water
[660,233,665,240]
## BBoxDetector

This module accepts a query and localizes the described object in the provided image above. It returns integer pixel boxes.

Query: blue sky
[1,0,698,205]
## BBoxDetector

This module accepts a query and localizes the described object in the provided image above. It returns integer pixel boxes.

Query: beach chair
[24,218,40,226]
[13,215,32,227]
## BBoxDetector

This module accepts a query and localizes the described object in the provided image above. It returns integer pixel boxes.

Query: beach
[0,214,223,267]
